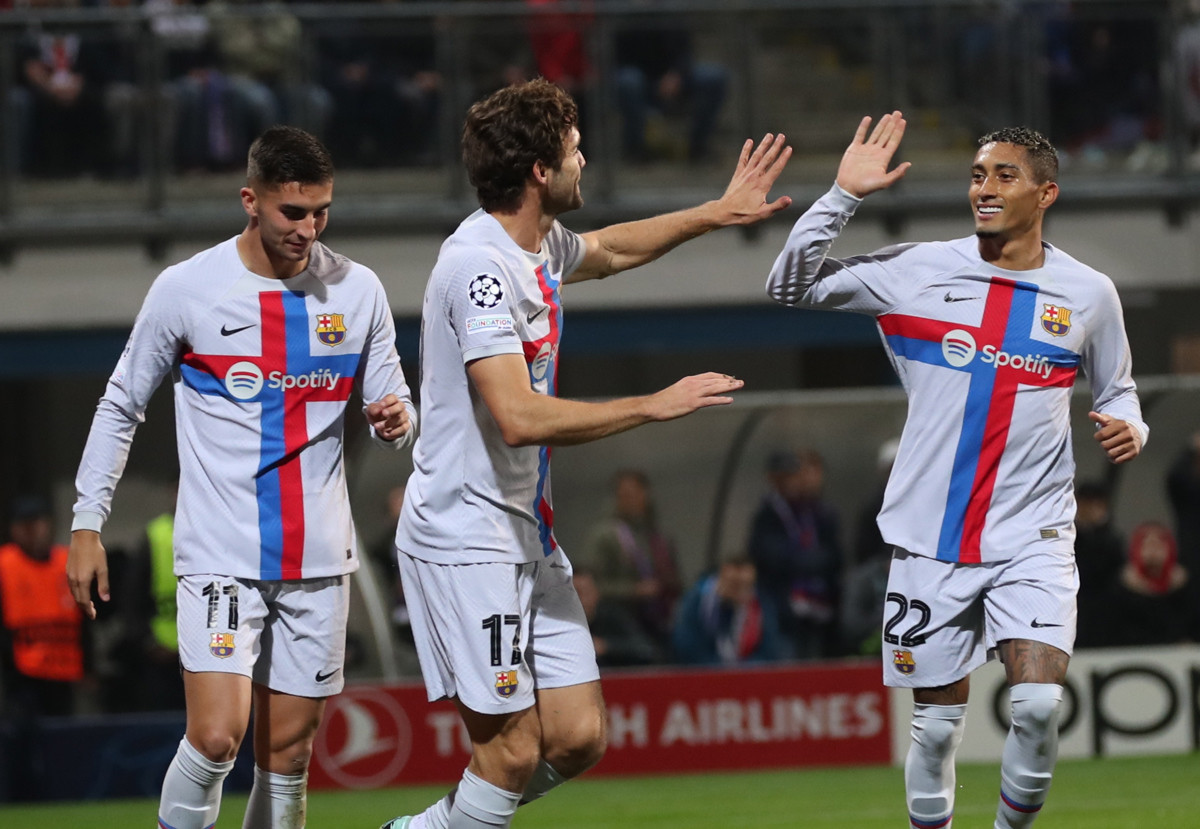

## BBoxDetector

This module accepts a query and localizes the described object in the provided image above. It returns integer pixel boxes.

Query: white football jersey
[768,185,1147,563]
[74,237,415,580]
[396,209,585,565]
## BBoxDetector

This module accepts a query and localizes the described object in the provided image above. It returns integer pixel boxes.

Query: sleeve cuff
[830,182,864,211]
[71,511,105,533]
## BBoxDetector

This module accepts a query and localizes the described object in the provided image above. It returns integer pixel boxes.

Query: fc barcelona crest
[495,671,519,698]
[1041,304,1072,337]
[210,632,236,658]
[892,649,916,675]
[316,313,347,346]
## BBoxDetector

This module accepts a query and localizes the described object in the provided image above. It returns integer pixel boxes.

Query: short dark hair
[977,126,1058,184]
[462,78,579,213]
[246,125,334,189]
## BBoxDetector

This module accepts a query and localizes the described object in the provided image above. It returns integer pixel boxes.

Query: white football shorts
[398,546,600,715]
[880,546,1078,688]
[177,573,350,698]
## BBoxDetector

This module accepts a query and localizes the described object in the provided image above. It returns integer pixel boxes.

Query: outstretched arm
[568,134,792,283]
[835,111,911,198]
[468,353,742,447]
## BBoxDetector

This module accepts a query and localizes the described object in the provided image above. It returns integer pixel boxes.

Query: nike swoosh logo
[315,668,341,682]
[527,307,548,323]
[944,293,978,303]
[221,324,256,336]
[1030,619,1064,628]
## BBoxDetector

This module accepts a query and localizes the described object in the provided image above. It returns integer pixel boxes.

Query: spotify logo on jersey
[225,361,265,400]
[941,329,978,367]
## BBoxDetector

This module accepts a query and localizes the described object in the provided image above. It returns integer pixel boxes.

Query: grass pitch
[3,754,1198,828]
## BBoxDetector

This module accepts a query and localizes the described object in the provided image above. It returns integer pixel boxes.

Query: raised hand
[836,111,911,198]
[716,133,793,225]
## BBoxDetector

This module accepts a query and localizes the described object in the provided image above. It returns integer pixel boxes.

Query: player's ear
[532,159,550,185]
[1038,181,1059,209]
[241,186,258,218]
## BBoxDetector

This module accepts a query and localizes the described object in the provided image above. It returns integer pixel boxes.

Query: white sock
[995,684,1063,829]
[905,703,967,829]
[242,765,307,829]
[446,769,520,829]
[411,788,455,829]
[157,737,236,829]
[519,759,567,804]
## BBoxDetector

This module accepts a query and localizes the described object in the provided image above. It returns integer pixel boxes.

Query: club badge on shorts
[495,670,519,697]
[316,313,347,346]
[210,632,236,658]
[892,649,916,674]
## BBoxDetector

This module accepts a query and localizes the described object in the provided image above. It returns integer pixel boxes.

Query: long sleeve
[766,183,917,315]
[358,274,417,450]
[1080,277,1148,448]
[73,276,183,531]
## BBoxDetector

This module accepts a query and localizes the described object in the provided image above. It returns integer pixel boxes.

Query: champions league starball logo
[468,275,504,309]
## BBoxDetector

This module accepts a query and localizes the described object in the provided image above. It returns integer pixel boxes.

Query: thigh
[881,549,991,689]
[177,574,268,680]
[255,576,350,698]
[984,549,1078,659]
[527,550,601,693]
[400,551,538,715]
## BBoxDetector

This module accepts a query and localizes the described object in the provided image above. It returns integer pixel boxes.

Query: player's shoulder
[1043,242,1113,284]
[434,210,518,284]
[149,237,241,301]
[308,241,381,289]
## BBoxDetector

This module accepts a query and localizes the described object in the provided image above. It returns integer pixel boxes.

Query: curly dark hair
[462,78,579,213]
[246,125,333,188]
[977,126,1058,184]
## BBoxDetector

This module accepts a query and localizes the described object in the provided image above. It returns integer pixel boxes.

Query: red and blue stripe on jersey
[178,290,360,579]
[878,277,1080,563]
[522,261,563,557]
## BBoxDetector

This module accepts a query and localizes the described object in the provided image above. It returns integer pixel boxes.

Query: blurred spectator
[610,5,728,163]
[1101,523,1193,646]
[840,436,899,656]
[146,0,247,172]
[1166,432,1200,593]
[0,495,87,717]
[1072,480,1126,649]
[16,8,112,177]
[317,19,441,168]
[573,567,662,668]
[672,556,782,666]
[526,0,594,128]
[207,0,331,147]
[1175,0,1200,166]
[747,449,841,659]
[0,495,89,801]
[582,468,682,648]
[108,509,184,712]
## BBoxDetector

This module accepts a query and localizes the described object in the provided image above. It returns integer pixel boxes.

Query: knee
[543,709,607,779]
[188,727,243,764]
[910,704,966,754]
[1010,684,1063,734]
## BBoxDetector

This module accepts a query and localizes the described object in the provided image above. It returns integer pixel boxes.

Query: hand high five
[836,111,911,199]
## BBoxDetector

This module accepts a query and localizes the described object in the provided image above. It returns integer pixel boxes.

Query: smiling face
[241,179,332,277]
[969,142,1057,242]
[544,126,585,215]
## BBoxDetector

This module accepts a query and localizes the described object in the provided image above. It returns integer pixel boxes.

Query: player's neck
[490,199,551,254]
[977,232,1045,271]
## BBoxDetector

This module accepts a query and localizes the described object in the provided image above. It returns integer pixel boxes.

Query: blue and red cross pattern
[878,276,1081,563]
[179,291,360,579]
[522,261,563,558]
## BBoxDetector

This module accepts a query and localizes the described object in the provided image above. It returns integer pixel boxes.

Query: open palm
[836,111,911,198]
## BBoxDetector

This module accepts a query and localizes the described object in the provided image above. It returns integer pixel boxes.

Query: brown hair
[462,78,579,213]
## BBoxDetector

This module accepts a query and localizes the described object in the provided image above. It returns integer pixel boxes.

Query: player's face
[545,127,585,215]
[969,143,1056,241]
[244,180,333,268]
